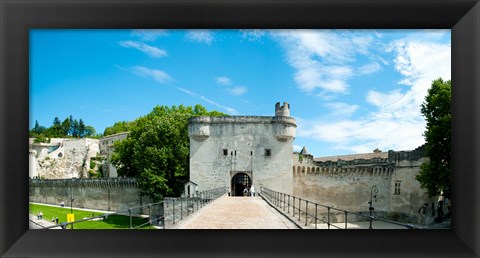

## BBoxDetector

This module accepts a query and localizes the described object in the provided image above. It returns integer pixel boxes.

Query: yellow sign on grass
[67,213,75,223]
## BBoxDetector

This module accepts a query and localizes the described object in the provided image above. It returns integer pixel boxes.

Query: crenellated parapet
[188,112,296,142]
[293,149,395,179]
[388,145,427,163]
[29,178,138,188]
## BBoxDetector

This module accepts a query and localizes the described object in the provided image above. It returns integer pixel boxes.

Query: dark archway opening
[231,173,252,197]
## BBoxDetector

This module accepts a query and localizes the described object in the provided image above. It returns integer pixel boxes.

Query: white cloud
[216,76,232,85]
[358,62,381,75]
[240,29,267,41]
[293,145,303,152]
[296,33,451,154]
[324,102,359,117]
[119,41,168,58]
[177,87,238,114]
[131,29,167,42]
[215,76,248,96]
[274,30,380,96]
[228,86,247,96]
[131,66,173,84]
[186,30,214,45]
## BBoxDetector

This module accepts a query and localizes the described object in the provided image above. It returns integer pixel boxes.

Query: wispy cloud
[296,33,451,154]
[324,102,359,117]
[274,30,381,97]
[240,29,267,41]
[177,87,239,115]
[119,40,168,58]
[131,29,167,42]
[358,62,381,75]
[216,76,232,86]
[215,76,248,96]
[131,66,174,85]
[186,30,214,45]
[228,86,247,96]
[128,66,237,114]
[293,145,303,152]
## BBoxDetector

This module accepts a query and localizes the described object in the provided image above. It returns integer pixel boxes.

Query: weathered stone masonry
[292,145,431,222]
[29,178,153,214]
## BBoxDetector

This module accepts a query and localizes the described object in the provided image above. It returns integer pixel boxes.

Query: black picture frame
[1,0,479,257]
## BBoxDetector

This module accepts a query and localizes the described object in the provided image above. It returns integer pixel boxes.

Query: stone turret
[275,102,290,117]
[273,102,296,141]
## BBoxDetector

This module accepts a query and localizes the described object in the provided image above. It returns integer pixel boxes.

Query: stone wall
[188,103,296,195]
[29,138,100,179]
[29,179,153,214]
[292,146,433,223]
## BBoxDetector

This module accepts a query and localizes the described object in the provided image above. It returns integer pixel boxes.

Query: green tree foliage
[111,104,226,201]
[30,120,46,137]
[103,121,133,136]
[416,78,451,198]
[29,115,97,139]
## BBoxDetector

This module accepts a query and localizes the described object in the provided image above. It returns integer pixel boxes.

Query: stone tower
[188,102,296,195]
[275,102,290,117]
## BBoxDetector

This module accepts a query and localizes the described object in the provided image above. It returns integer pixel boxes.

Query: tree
[84,126,96,137]
[62,118,71,136]
[416,78,451,199]
[30,120,46,137]
[111,104,226,201]
[78,119,86,138]
[72,119,79,137]
[103,121,132,136]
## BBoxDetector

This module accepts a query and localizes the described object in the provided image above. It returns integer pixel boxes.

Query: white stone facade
[29,138,100,179]
[188,102,296,196]
[99,132,128,178]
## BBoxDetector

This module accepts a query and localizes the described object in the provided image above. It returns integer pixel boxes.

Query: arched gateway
[188,102,296,196]
[231,173,252,197]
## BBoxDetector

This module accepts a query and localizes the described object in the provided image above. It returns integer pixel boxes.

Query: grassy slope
[30,203,154,229]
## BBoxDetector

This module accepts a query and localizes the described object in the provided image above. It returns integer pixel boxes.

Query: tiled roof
[314,151,388,162]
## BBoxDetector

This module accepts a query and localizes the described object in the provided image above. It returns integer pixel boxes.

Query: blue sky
[30,29,451,157]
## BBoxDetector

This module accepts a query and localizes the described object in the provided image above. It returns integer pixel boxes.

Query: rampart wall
[292,146,433,223]
[29,178,153,214]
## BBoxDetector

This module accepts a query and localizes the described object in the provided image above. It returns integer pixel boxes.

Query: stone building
[188,102,296,196]
[29,138,100,179]
[188,102,434,222]
[99,132,129,178]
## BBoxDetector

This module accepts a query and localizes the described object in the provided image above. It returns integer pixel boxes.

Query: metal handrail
[36,186,228,230]
[166,186,226,226]
[260,187,418,229]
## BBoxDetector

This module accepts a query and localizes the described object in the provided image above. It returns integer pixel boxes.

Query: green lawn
[30,203,155,229]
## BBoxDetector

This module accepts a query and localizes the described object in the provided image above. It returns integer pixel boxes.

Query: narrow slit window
[265,149,271,156]
[223,149,228,156]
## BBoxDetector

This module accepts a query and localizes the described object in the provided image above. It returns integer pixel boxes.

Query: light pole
[70,148,75,229]
[368,185,378,229]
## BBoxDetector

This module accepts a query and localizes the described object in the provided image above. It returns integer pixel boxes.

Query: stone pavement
[174,195,300,229]
[29,214,62,229]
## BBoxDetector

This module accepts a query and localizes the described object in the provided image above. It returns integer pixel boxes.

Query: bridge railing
[32,186,226,230]
[161,186,226,228]
[33,200,165,230]
[260,187,419,229]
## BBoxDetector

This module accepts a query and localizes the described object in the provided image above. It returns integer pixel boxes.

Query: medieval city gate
[230,172,252,196]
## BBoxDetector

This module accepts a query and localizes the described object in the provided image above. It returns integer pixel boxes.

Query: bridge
[31,187,418,230]
[172,195,299,229]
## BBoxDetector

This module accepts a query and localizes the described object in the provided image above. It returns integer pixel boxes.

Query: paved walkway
[29,214,62,229]
[174,195,299,229]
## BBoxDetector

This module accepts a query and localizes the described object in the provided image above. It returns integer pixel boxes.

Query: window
[223,149,228,156]
[394,180,401,195]
[265,149,271,156]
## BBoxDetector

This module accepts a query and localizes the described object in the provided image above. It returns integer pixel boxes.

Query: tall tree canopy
[111,104,225,201]
[29,115,98,140]
[103,121,133,136]
[416,78,451,198]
